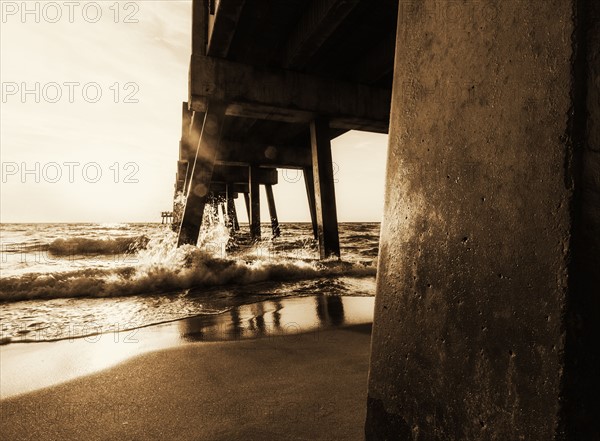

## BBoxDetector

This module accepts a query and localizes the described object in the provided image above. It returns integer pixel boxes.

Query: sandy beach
[1,296,373,441]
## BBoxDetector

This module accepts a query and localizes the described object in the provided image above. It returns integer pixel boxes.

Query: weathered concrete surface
[366,1,599,440]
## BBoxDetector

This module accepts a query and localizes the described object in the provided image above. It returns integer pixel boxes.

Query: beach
[1,295,374,440]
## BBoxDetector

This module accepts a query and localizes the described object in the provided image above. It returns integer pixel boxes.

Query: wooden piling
[226,185,240,231]
[265,184,281,238]
[310,118,340,259]
[243,192,250,226]
[303,166,318,240]
[249,166,261,240]
[177,100,227,246]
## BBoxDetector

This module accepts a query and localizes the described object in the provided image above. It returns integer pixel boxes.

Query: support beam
[175,160,188,193]
[207,0,246,58]
[177,100,227,247]
[182,111,204,191]
[243,192,250,226]
[211,165,278,185]
[303,166,318,240]
[265,184,280,238]
[283,0,360,70]
[210,182,247,194]
[183,139,311,171]
[217,141,311,168]
[189,55,391,133]
[192,0,208,56]
[310,118,340,259]
[211,199,220,222]
[226,185,239,232]
[179,102,193,161]
[249,166,261,240]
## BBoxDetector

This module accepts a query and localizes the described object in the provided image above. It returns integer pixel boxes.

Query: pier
[173,0,394,257]
[170,1,600,439]
[160,211,173,224]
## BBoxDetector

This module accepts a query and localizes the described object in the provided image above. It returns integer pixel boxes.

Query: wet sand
[1,296,373,440]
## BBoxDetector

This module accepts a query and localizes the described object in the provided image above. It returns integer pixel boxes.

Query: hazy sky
[0,1,388,223]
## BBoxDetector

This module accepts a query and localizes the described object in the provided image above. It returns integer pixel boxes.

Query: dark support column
[179,102,193,192]
[226,185,239,232]
[249,166,261,240]
[209,198,218,221]
[192,0,208,56]
[232,205,239,231]
[184,112,202,194]
[303,166,318,240]
[177,100,226,246]
[243,193,250,226]
[310,118,340,259]
[265,184,281,238]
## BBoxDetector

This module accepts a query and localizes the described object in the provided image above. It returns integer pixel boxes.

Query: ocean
[0,222,379,345]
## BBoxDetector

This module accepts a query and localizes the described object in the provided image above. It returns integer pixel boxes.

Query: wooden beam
[226,184,239,231]
[207,0,245,58]
[243,192,250,224]
[303,166,319,240]
[211,182,248,194]
[181,102,193,140]
[181,141,310,170]
[310,118,340,259]
[192,0,209,56]
[189,55,390,133]
[249,166,261,240]
[177,100,227,247]
[265,184,280,238]
[182,111,204,191]
[284,0,360,70]
[217,142,310,168]
[211,165,278,185]
[175,160,188,193]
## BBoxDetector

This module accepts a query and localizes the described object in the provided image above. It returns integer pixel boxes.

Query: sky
[0,1,388,223]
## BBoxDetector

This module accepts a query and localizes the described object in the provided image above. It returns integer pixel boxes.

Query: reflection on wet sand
[316,295,345,326]
[180,295,371,342]
[1,295,373,399]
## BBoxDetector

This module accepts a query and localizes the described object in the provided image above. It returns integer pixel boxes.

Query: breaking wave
[0,245,375,303]
[47,236,150,255]
[2,236,150,256]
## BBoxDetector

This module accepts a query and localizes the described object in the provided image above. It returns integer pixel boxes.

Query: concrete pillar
[249,166,261,240]
[310,118,340,259]
[177,100,226,246]
[303,166,319,240]
[265,184,281,238]
[365,1,600,440]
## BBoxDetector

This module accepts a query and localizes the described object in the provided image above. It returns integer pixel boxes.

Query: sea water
[0,222,379,344]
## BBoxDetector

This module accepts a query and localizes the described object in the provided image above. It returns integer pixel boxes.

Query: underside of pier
[174,0,397,257]
[171,1,599,440]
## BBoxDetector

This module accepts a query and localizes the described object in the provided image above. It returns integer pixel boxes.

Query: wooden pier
[160,211,173,224]
[164,1,600,439]
[172,0,395,257]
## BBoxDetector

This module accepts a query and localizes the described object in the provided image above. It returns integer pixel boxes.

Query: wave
[2,236,150,256]
[0,245,376,303]
[342,234,380,241]
[48,236,150,255]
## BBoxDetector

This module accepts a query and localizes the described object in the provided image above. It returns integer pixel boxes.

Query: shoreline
[1,294,374,400]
